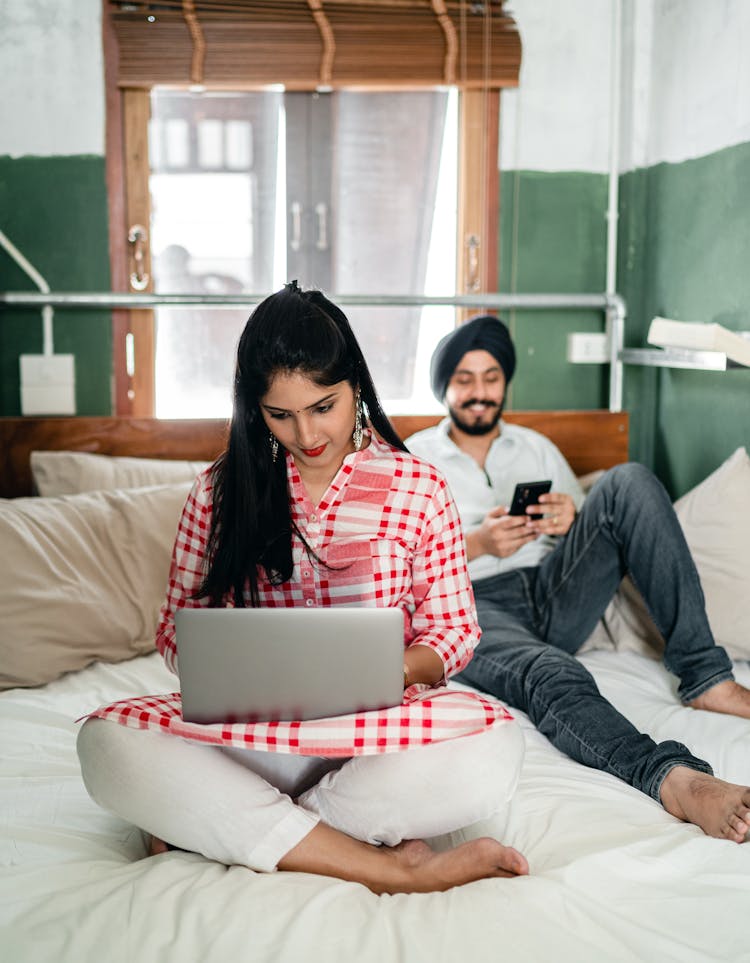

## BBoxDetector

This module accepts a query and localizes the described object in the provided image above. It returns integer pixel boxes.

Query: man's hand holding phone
[526,491,577,537]
[467,504,540,560]
[508,480,552,519]
[467,480,577,561]
[509,480,576,538]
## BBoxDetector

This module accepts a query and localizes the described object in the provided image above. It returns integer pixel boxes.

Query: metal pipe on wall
[606,0,623,298]
[0,290,625,312]
[0,230,55,355]
[0,290,627,412]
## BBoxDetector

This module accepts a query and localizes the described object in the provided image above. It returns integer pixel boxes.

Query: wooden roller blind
[108,0,521,90]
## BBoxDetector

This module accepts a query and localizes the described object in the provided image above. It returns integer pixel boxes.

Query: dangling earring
[352,389,364,451]
[269,432,279,462]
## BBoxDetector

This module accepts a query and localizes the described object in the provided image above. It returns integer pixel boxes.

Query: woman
[78,284,527,894]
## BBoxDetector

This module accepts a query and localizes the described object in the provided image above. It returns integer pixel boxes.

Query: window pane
[149,90,281,418]
[197,119,224,169]
[151,173,252,418]
[226,120,253,169]
[149,87,456,419]
[165,118,189,168]
[331,90,456,411]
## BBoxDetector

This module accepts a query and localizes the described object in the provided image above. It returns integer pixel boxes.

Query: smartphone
[508,480,552,519]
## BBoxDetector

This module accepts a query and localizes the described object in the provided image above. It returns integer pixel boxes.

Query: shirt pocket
[324,538,413,607]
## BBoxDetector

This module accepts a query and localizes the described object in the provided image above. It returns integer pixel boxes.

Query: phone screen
[508,480,552,519]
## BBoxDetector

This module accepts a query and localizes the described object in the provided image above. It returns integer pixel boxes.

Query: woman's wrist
[465,529,482,562]
[403,644,445,688]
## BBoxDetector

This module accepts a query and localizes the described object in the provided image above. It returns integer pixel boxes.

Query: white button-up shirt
[406,418,584,582]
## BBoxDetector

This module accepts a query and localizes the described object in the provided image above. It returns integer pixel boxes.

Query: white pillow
[584,448,750,662]
[31,450,210,496]
[0,483,190,689]
[673,447,750,659]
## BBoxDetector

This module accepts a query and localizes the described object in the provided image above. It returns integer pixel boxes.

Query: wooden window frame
[104,24,504,417]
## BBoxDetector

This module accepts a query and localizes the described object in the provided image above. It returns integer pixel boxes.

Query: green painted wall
[618,142,750,497]
[501,147,750,499]
[616,164,657,471]
[499,170,610,412]
[2,145,748,499]
[0,155,112,415]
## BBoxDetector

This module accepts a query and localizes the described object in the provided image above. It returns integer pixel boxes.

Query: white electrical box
[20,354,76,415]
[566,332,611,364]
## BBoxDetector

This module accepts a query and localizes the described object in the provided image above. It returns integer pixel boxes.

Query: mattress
[2,650,750,963]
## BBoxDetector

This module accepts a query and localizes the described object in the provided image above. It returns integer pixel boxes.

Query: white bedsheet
[2,651,750,963]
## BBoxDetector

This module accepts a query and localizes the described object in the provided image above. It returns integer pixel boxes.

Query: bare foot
[387,839,435,867]
[279,822,528,895]
[382,836,529,893]
[660,766,750,842]
[688,680,750,720]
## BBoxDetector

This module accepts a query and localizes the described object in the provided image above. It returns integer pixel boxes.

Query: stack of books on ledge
[647,317,750,368]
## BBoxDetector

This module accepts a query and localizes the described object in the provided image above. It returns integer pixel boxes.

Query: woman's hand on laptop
[403,644,445,689]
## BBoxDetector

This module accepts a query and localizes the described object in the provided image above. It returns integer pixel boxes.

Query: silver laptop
[175,607,405,724]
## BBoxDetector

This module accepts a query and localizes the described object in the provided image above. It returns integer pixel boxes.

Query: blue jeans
[456,463,735,803]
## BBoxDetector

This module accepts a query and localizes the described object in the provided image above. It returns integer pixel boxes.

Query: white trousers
[77,717,524,873]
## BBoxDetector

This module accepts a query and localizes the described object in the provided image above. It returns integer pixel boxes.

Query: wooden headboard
[0,411,629,499]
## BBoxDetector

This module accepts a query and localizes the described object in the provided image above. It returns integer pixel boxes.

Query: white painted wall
[0,0,104,158]
[2,0,748,168]
[499,0,616,173]
[646,0,750,165]
[501,0,750,174]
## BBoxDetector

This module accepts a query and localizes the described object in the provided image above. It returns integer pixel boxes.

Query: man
[407,314,750,843]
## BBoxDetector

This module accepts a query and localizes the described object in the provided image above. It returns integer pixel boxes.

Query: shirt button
[302,570,311,578]
[305,598,314,607]
[310,514,317,522]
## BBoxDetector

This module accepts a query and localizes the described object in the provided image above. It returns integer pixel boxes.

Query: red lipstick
[301,445,326,457]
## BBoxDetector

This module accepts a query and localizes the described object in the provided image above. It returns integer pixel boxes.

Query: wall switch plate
[566,332,611,364]
[20,354,76,415]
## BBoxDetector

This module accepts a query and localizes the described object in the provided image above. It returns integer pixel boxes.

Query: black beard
[448,401,503,436]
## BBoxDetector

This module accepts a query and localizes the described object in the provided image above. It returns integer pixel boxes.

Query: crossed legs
[77,716,528,892]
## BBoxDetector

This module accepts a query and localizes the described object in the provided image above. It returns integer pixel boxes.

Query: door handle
[290,202,302,252]
[466,233,481,292]
[128,224,150,291]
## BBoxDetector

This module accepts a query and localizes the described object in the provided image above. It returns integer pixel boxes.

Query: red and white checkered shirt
[88,436,513,754]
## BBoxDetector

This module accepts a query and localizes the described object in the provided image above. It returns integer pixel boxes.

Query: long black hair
[198,283,407,607]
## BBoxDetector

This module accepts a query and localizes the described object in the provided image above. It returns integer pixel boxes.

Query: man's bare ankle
[659,765,706,820]
[688,679,750,717]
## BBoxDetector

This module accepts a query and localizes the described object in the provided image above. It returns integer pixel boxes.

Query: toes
[733,797,750,834]
[510,851,530,876]
[476,839,529,877]
[498,846,529,876]
[724,827,745,844]
[727,813,749,838]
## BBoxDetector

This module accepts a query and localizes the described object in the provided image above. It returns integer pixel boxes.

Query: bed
[2,412,750,963]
